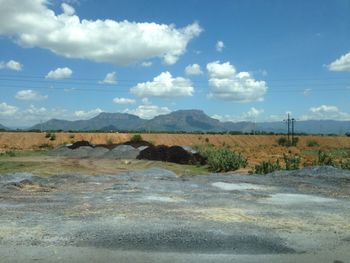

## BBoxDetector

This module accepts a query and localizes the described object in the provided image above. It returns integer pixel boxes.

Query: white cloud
[74,108,103,119]
[45,67,72,79]
[185,63,203,75]
[206,61,268,102]
[212,107,264,122]
[0,60,23,71]
[216,40,225,52]
[141,61,152,67]
[327,51,350,72]
[130,71,194,97]
[113,97,136,105]
[303,105,350,120]
[99,72,117,85]
[303,88,312,96]
[123,104,171,119]
[15,89,48,101]
[0,102,19,116]
[0,1,202,65]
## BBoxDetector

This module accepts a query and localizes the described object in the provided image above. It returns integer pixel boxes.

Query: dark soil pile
[137,145,207,165]
[68,140,94,149]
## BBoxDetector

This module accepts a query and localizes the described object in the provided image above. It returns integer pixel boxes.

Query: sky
[0,0,350,127]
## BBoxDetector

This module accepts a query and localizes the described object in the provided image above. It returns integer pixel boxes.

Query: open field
[1,132,350,169]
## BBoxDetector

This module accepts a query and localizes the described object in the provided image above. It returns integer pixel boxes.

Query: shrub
[253,160,281,174]
[307,140,319,147]
[106,138,114,145]
[49,133,56,141]
[204,148,247,172]
[283,154,300,170]
[277,137,288,146]
[277,136,298,147]
[340,159,350,170]
[317,151,336,166]
[130,134,143,142]
[45,132,51,138]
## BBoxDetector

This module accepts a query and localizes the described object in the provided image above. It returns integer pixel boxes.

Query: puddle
[263,193,337,205]
[212,182,263,191]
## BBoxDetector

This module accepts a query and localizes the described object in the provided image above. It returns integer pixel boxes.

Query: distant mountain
[29,110,350,134]
[143,110,223,132]
[31,112,145,131]
[0,123,8,130]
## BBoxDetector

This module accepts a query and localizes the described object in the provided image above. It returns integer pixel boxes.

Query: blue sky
[0,0,349,127]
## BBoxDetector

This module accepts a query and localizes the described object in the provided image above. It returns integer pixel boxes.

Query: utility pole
[291,118,295,144]
[284,113,291,142]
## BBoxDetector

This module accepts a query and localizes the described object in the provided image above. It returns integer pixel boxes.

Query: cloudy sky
[0,0,349,127]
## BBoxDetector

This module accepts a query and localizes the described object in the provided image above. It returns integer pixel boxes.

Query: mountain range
[25,110,350,134]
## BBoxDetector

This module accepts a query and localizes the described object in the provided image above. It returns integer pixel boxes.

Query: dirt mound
[137,145,206,165]
[68,140,94,149]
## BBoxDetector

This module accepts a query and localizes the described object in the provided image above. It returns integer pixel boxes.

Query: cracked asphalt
[0,166,350,262]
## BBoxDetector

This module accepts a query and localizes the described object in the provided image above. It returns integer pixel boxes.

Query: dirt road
[0,166,350,262]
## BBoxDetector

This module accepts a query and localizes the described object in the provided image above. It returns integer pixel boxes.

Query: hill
[29,110,350,134]
[0,123,8,130]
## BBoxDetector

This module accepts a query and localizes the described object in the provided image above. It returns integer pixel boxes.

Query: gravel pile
[48,140,206,164]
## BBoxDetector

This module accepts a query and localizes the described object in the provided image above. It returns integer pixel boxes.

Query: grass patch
[0,150,47,158]
[0,161,41,173]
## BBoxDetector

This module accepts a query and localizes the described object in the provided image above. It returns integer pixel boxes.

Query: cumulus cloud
[327,51,350,72]
[206,61,268,102]
[99,72,117,85]
[113,97,136,105]
[212,107,264,122]
[185,63,203,75]
[0,60,23,71]
[130,71,194,97]
[74,108,103,119]
[141,61,152,67]
[45,67,72,79]
[0,1,202,65]
[15,89,48,101]
[305,105,350,120]
[216,40,225,52]
[123,104,171,119]
[0,102,19,116]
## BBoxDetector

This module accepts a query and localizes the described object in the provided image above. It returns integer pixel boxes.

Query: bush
[49,133,56,141]
[130,134,143,142]
[106,138,114,145]
[307,140,319,147]
[0,150,16,157]
[206,148,247,172]
[277,137,298,147]
[277,137,288,146]
[283,154,300,170]
[317,151,336,166]
[340,159,350,170]
[45,132,51,138]
[253,160,281,174]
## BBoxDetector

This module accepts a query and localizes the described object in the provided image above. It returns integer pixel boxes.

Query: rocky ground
[0,166,350,262]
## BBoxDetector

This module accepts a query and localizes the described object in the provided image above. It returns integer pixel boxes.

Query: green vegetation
[306,140,320,147]
[277,136,298,147]
[130,134,143,142]
[317,150,336,166]
[283,154,300,170]
[253,160,282,174]
[45,132,56,141]
[106,138,114,145]
[194,144,247,172]
[340,159,350,170]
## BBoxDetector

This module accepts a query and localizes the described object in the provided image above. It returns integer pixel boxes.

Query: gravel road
[0,166,349,262]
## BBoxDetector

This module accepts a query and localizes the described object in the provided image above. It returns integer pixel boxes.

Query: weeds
[306,140,319,147]
[253,160,281,174]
